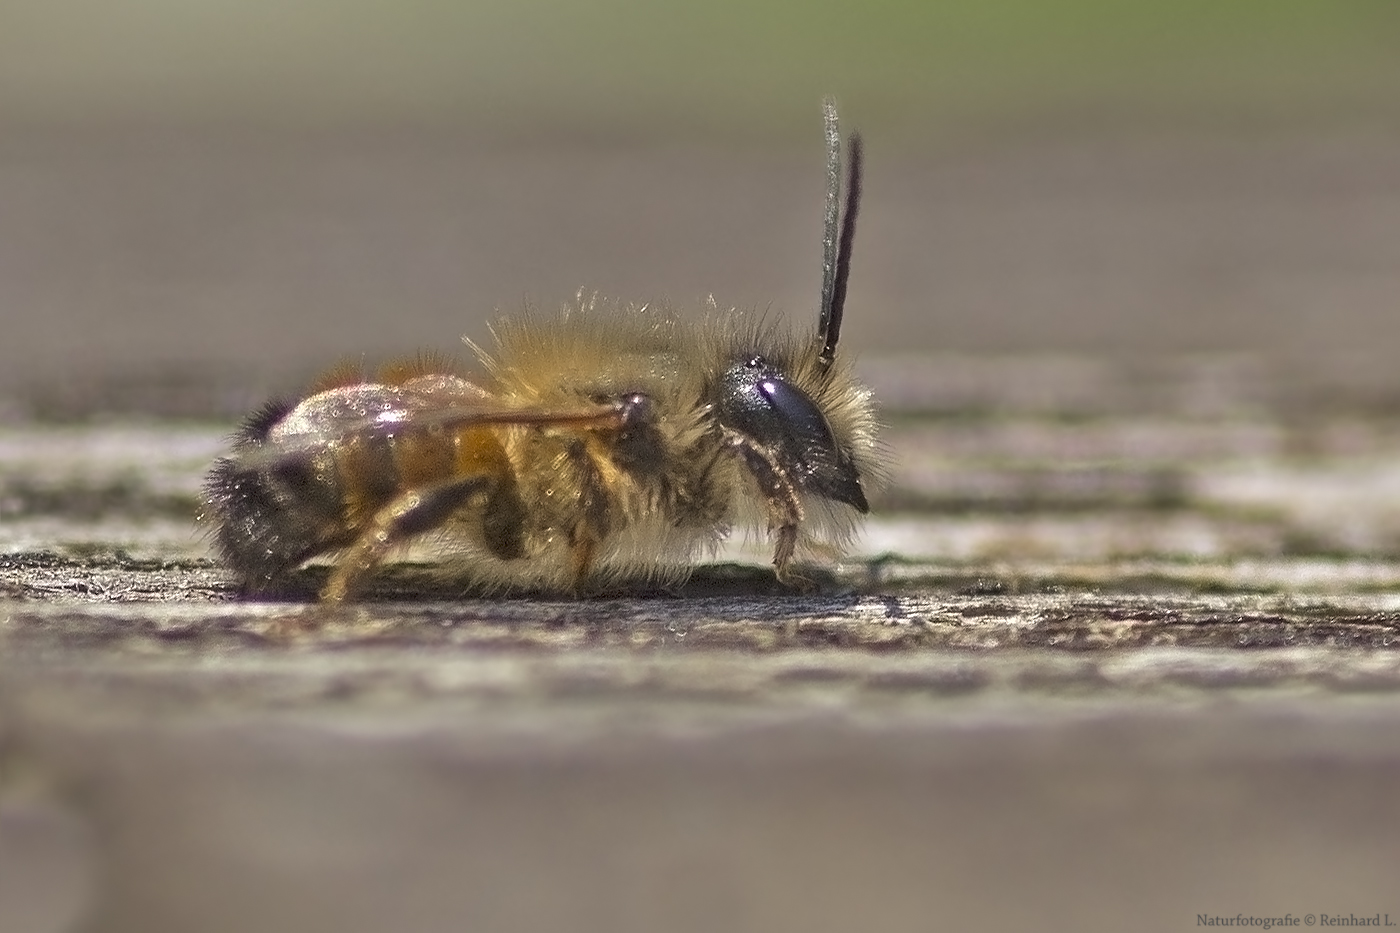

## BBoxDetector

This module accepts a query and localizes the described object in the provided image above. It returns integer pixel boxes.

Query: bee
[202,100,881,601]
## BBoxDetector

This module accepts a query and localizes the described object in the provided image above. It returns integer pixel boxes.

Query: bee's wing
[232,380,625,469]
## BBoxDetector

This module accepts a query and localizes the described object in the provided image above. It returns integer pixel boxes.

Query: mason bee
[202,100,881,600]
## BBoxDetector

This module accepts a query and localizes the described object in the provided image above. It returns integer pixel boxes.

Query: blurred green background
[5,0,1399,138]
[4,0,1400,416]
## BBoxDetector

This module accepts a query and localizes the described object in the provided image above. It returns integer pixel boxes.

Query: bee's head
[713,100,869,514]
[716,352,868,513]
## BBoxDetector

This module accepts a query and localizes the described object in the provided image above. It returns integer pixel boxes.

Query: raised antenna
[817,99,863,369]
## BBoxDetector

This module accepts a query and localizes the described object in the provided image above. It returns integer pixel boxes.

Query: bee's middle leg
[322,475,491,602]
[564,437,617,590]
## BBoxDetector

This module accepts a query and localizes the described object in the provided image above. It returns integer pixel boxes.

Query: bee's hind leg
[321,476,491,602]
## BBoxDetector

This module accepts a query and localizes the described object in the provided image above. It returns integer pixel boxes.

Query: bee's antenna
[818,99,863,369]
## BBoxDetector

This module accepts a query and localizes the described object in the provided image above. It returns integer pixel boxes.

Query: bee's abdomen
[333,433,419,525]
[202,455,337,594]
[336,426,529,562]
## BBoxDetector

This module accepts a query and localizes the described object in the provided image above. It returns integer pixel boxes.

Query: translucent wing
[233,375,626,469]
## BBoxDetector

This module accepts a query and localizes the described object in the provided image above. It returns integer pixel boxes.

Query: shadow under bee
[243,561,849,603]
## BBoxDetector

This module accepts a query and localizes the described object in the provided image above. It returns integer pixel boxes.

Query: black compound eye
[756,377,836,455]
[715,359,868,513]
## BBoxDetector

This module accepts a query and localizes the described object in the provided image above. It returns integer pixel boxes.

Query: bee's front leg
[721,429,807,586]
[321,475,491,602]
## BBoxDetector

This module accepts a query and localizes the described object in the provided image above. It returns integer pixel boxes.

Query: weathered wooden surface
[4,354,1400,933]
